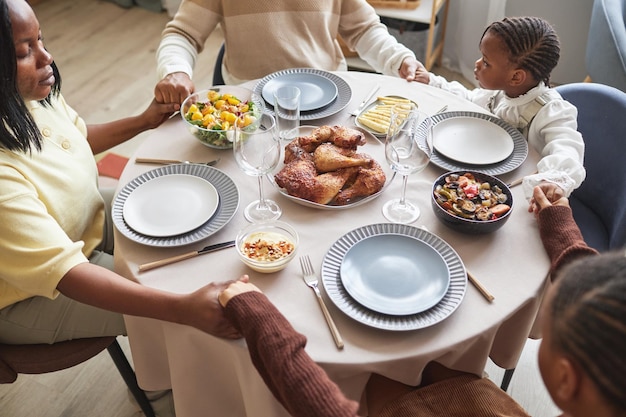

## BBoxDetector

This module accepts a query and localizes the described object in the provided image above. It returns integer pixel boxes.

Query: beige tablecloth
[114,72,549,417]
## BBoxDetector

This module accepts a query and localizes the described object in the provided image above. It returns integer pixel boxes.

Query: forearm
[537,205,598,279]
[57,262,186,324]
[354,24,414,77]
[157,0,219,80]
[157,34,197,80]
[428,72,475,99]
[225,292,359,417]
[86,116,154,155]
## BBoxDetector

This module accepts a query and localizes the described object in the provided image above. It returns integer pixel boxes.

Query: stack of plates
[321,223,467,331]
[254,68,352,120]
[112,164,239,247]
[428,111,528,176]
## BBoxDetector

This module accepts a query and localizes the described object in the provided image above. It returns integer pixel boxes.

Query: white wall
[443,0,594,85]
[505,0,594,84]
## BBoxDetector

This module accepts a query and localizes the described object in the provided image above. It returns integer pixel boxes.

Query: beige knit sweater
[157,0,416,84]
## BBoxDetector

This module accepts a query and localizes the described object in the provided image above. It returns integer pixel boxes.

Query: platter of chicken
[270,125,394,209]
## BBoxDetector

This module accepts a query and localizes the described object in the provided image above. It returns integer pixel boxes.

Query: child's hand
[412,66,430,84]
[218,275,261,307]
[400,58,429,84]
[528,183,569,216]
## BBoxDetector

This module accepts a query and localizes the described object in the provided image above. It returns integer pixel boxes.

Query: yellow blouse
[0,95,104,309]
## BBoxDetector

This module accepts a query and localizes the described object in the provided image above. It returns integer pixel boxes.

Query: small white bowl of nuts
[235,221,299,273]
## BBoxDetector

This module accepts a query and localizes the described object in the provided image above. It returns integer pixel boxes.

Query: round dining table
[113,71,550,417]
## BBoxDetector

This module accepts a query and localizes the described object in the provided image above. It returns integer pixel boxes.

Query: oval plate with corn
[355,95,417,137]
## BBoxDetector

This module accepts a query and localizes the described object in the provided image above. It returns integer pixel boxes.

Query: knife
[138,240,236,272]
[135,158,220,166]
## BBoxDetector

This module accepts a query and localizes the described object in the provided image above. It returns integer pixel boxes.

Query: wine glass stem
[399,174,409,207]
[256,175,269,210]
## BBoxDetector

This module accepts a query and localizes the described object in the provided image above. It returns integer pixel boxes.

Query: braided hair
[483,16,560,86]
[0,0,61,153]
[549,251,626,412]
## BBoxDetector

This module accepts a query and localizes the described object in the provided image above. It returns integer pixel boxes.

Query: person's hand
[139,98,180,129]
[399,57,429,84]
[182,276,250,339]
[218,276,262,308]
[154,72,195,105]
[528,183,569,216]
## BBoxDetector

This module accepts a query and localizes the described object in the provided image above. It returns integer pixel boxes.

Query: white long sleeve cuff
[156,34,198,81]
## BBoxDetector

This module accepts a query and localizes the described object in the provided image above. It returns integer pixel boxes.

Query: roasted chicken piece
[297,125,365,152]
[329,125,367,149]
[334,159,386,205]
[274,159,355,205]
[284,138,312,164]
[313,143,372,172]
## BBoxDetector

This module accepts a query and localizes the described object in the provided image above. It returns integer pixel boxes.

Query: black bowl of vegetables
[431,171,513,234]
[181,86,264,149]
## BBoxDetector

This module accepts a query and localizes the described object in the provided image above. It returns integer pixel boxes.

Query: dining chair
[500,82,626,392]
[556,82,626,252]
[0,337,155,417]
[584,0,626,91]
[212,43,225,86]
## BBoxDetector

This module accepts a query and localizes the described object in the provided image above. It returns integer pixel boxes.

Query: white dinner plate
[254,68,352,121]
[122,174,219,237]
[322,223,467,331]
[433,116,515,165]
[340,234,450,315]
[262,73,338,111]
[113,164,239,247]
[424,111,528,176]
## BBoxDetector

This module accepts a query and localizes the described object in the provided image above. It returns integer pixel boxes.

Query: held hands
[183,278,249,339]
[399,57,430,84]
[218,275,262,308]
[155,72,195,106]
[178,275,259,340]
[528,183,569,217]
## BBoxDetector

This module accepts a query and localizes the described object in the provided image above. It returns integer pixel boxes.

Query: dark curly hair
[482,16,560,86]
[0,0,61,153]
[549,251,626,412]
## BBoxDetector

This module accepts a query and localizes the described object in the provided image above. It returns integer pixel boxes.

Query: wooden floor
[0,1,559,416]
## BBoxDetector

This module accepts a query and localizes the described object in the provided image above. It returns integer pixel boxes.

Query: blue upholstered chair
[556,82,626,252]
[500,82,626,393]
[585,0,626,91]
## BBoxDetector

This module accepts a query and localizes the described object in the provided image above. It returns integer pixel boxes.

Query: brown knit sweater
[537,205,598,279]
[223,205,597,417]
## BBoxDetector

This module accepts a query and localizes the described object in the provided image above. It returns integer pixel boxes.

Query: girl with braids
[0,0,241,364]
[211,183,625,417]
[537,251,626,417]
[415,17,585,203]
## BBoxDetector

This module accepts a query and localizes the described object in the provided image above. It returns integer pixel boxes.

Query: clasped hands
[185,274,260,340]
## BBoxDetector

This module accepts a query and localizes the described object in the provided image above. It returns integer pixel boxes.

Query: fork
[299,256,344,349]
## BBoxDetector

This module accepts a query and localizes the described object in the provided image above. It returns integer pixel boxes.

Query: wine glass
[233,112,282,222]
[382,104,433,224]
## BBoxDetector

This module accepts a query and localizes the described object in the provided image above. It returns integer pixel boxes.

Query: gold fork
[299,255,344,349]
